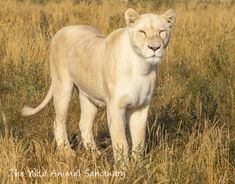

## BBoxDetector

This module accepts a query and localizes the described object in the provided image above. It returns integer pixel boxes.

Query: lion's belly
[68,38,106,103]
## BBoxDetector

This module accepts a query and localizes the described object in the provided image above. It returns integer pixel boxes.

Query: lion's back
[50,25,104,51]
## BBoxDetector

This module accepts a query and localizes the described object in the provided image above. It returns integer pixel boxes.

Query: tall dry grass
[0,0,234,183]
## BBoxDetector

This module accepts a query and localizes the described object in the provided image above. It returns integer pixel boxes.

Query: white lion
[22,8,176,162]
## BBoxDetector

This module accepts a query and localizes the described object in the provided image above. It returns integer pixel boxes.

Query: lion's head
[125,8,176,63]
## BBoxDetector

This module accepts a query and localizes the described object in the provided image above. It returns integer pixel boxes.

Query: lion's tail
[21,84,53,116]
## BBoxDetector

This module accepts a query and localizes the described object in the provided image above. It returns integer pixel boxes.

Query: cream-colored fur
[22,8,176,162]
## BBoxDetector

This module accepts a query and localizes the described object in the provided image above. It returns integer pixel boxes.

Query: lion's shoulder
[106,28,126,47]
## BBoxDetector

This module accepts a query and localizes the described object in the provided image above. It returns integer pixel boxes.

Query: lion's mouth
[147,55,162,59]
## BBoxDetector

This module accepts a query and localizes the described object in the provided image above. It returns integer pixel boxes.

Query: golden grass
[0,0,235,183]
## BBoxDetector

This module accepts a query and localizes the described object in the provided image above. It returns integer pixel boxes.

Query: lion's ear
[161,9,176,48]
[125,8,140,26]
[161,9,176,28]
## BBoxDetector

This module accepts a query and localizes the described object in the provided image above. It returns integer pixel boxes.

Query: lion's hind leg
[78,92,100,153]
[52,79,75,156]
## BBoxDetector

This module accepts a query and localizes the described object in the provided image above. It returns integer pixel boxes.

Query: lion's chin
[144,56,162,64]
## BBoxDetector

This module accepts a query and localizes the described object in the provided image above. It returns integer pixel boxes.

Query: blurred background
[0,0,234,183]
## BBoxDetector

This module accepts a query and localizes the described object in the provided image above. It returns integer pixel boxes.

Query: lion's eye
[138,30,146,36]
[159,30,166,39]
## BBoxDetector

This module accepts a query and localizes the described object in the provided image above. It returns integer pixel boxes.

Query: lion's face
[125,9,176,63]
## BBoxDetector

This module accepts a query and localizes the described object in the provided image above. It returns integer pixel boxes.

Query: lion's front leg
[128,105,149,160]
[107,103,129,164]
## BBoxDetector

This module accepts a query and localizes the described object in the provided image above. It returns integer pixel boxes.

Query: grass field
[0,0,235,183]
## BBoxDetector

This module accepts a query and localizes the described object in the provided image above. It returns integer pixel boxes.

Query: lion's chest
[116,71,156,108]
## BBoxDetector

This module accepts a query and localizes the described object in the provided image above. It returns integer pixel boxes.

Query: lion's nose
[148,44,161,52]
